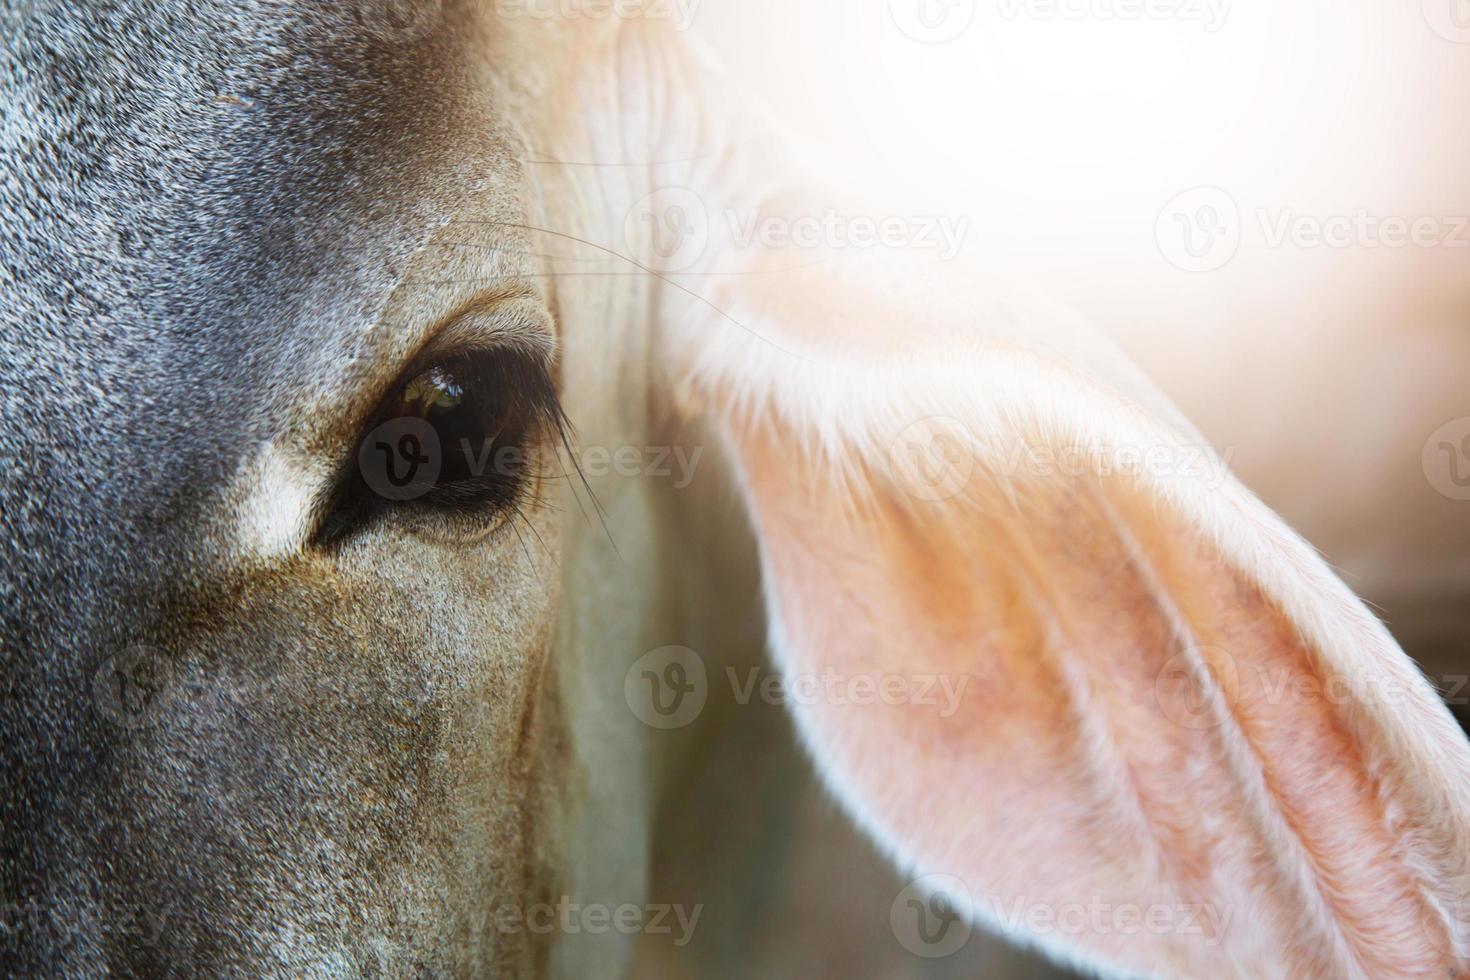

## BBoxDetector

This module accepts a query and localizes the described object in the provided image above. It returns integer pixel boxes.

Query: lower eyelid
[422,449,553,547]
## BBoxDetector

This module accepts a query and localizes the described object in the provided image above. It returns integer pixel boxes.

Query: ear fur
[662,251,1470,978]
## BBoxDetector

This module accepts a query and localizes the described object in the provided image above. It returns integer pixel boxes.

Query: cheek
[119,521,562,971]
[319,522,564,965]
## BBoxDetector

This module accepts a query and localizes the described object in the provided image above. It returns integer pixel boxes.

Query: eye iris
[316,346,566,547]
[391,356,524,496]
[400,365,465,418]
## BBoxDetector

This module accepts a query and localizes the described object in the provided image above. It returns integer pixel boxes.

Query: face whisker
[432,239,619,264]
[449,219,807,361]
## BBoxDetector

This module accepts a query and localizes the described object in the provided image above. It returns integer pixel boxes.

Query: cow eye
[314,347,567,546]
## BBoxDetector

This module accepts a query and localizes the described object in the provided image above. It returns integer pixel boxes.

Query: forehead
[0,0,537,571]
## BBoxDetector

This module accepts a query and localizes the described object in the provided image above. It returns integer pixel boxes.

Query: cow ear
[666,252,1470,978]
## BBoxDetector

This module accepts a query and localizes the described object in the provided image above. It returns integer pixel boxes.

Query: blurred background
[633,1,1470,975]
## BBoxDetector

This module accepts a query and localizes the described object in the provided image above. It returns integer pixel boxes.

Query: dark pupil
[315,348,559,546]
[393,359,524,496]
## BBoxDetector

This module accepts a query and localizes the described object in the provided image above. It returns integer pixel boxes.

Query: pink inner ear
[735,427,1466,979]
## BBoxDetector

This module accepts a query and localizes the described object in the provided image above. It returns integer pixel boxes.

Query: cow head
[3,2,1468,977]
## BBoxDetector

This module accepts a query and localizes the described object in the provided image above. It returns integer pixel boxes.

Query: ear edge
[688,335,1470,975]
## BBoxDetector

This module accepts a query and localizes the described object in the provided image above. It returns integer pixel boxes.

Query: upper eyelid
[342,289,556,432]
[411,294,557,373]
[305,291,558,481]
[306,297,564,549]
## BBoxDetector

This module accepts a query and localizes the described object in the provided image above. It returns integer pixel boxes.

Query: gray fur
[0,2,556,974]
